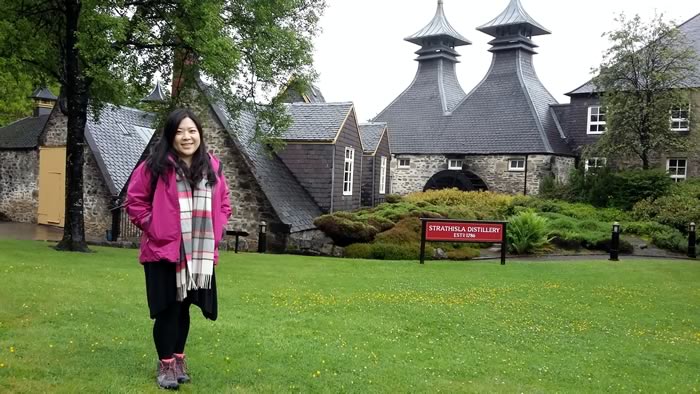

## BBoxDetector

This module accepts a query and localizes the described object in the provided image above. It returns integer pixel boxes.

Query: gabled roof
[359,122,387,154]
[405,0,471,46]
[282,102,354,142]
[28,87,58,101]
[567,12,700,96]
[0,114,50,149]
[477,0,550,37]
[200,82,322,232]
[303,85,326,103]
[85,104,156,195]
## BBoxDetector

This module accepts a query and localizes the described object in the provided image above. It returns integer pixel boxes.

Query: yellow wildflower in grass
[9,346,14,353]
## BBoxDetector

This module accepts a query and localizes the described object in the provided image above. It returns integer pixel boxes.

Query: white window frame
[584,157,607,173]
[667,158,687,182]
[379,156,387,195]
[447,159,463,170]
[398,158,410,169]
[343,147,355,195]
[508,158,526,172]
[587,106,606,134]
[670,104,690,132]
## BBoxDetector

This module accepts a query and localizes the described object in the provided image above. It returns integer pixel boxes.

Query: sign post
[420,218,508,264]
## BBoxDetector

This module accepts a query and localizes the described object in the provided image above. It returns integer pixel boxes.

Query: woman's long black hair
[146,108,217,188]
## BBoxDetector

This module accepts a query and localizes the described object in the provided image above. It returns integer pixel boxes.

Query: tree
[592,13,698,169]
[0,0,326,251]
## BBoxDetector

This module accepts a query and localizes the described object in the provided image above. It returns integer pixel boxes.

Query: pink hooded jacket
[126,154,232,264]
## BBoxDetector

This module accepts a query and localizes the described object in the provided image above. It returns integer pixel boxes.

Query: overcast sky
[312,0,696,122]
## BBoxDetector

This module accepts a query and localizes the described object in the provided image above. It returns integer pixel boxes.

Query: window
[587,106,606,134]
[508,158,526,171]
[670,104,690,131]
[398,158,410,168]
[584,157,607,173]
[379,156,387,194]
[447,159,463,170]
[667,158,687,182]
[343,147,355,195]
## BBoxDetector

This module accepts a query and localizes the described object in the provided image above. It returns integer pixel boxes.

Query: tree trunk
[55,0,90,252]
[641,152,650,170]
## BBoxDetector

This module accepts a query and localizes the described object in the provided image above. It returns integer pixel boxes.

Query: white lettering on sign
[427,225,501,233]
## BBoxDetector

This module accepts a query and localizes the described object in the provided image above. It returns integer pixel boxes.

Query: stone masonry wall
[0,150,39,222]
[390,154,574,195]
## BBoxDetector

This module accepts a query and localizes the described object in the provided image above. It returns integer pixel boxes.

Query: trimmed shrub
[404,189,513,219]
[446,247,480,260]
[384,194,403,203]
[344,243,373,259]
[374,217,421,245]
[632,195,700,232]
[313,214,378,246]
[607,169,672,210]
[364,216,395,232]
[507,210,552,254]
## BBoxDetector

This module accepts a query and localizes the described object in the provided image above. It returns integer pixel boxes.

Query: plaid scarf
[175,170,215,301]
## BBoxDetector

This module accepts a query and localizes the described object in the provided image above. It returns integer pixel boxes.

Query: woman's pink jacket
[126,155,232,264]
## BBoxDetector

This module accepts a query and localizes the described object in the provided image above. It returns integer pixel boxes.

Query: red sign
[424,221,504,243]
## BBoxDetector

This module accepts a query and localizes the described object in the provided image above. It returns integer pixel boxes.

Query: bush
[632,195,700,232]
[607,169,672,210]
[404,189,513,219]
[446,247,480,260]
[374,217,421,245]
[344,242,427,260]
[384,194,403,203]
[507,210,552,254]
[314,214,379,246]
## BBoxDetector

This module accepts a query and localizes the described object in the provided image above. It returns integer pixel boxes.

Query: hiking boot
[157,358,179,390]
[174,354,191,384]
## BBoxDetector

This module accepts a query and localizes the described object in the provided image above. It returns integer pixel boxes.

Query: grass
[0,240,699,393]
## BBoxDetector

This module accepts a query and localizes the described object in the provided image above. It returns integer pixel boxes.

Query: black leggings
[153,300,191,359]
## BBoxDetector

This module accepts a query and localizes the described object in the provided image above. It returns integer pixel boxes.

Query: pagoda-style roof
[477,0,550,37]
[28,87,57,101]
[405,0,471,47]
[141,80,168,102]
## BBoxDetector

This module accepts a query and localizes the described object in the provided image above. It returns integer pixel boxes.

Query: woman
[127,108,231,389]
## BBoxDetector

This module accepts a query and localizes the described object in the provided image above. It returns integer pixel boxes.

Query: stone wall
[0,150,39,222]
[83,150,114,239]
[390,153,575,195]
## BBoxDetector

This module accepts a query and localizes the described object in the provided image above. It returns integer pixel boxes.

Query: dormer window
[587,106,606,134]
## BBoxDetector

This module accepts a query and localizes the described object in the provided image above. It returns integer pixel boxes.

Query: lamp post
[609,221,620,261]
[689,222,696,259]
[257,221,267,253]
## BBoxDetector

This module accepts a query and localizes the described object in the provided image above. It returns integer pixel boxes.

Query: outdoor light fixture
[612,221,620,233]
[260,221,267,234]
[690,222,696,232]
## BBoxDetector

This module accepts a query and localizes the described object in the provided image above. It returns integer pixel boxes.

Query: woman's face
[172,117,201,162]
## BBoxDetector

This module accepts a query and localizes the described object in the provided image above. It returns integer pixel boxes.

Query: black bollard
[257,221,267,253]
[609,221,620,261]
[689,222,696,259]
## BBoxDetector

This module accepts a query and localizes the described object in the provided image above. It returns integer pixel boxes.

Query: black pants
[153,299,191,360]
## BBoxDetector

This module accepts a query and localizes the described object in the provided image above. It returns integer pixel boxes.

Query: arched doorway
[423,170,488,192]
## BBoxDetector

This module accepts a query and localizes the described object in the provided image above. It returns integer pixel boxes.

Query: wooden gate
[37,146,66,227]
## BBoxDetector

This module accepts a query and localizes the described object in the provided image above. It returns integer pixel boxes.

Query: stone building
[554,12,700,180]
[374,0,577,195]
[359,122,391,206]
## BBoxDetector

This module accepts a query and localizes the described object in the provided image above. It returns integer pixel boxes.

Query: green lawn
[0,240,699,393]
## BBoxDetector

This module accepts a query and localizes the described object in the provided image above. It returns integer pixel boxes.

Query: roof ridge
[285,101,352,106]
[515,50,553,153]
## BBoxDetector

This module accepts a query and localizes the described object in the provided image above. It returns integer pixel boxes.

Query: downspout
[330,147,335,213]
[523,154,529,195]
[371,156,376,206]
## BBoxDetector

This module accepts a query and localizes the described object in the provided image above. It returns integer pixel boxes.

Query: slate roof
[567,12,700,95]
[142,80,168,102]
[304,85,326,103]
[477,0,550,37]
[359,122,387,154]
[201,83,322,232]
[375,0,571,156]
[281,102,353,142]
[405,0,471,46]
[29,87,58,101]
[0,114,50,149]
[85,104,156,195]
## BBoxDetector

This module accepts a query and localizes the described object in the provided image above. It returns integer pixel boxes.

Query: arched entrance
[423,170,488,192]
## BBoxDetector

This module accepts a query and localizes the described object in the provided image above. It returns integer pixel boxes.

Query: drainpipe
[523,154,529,195]
[329,147,335,213]
[371,156,376,206]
